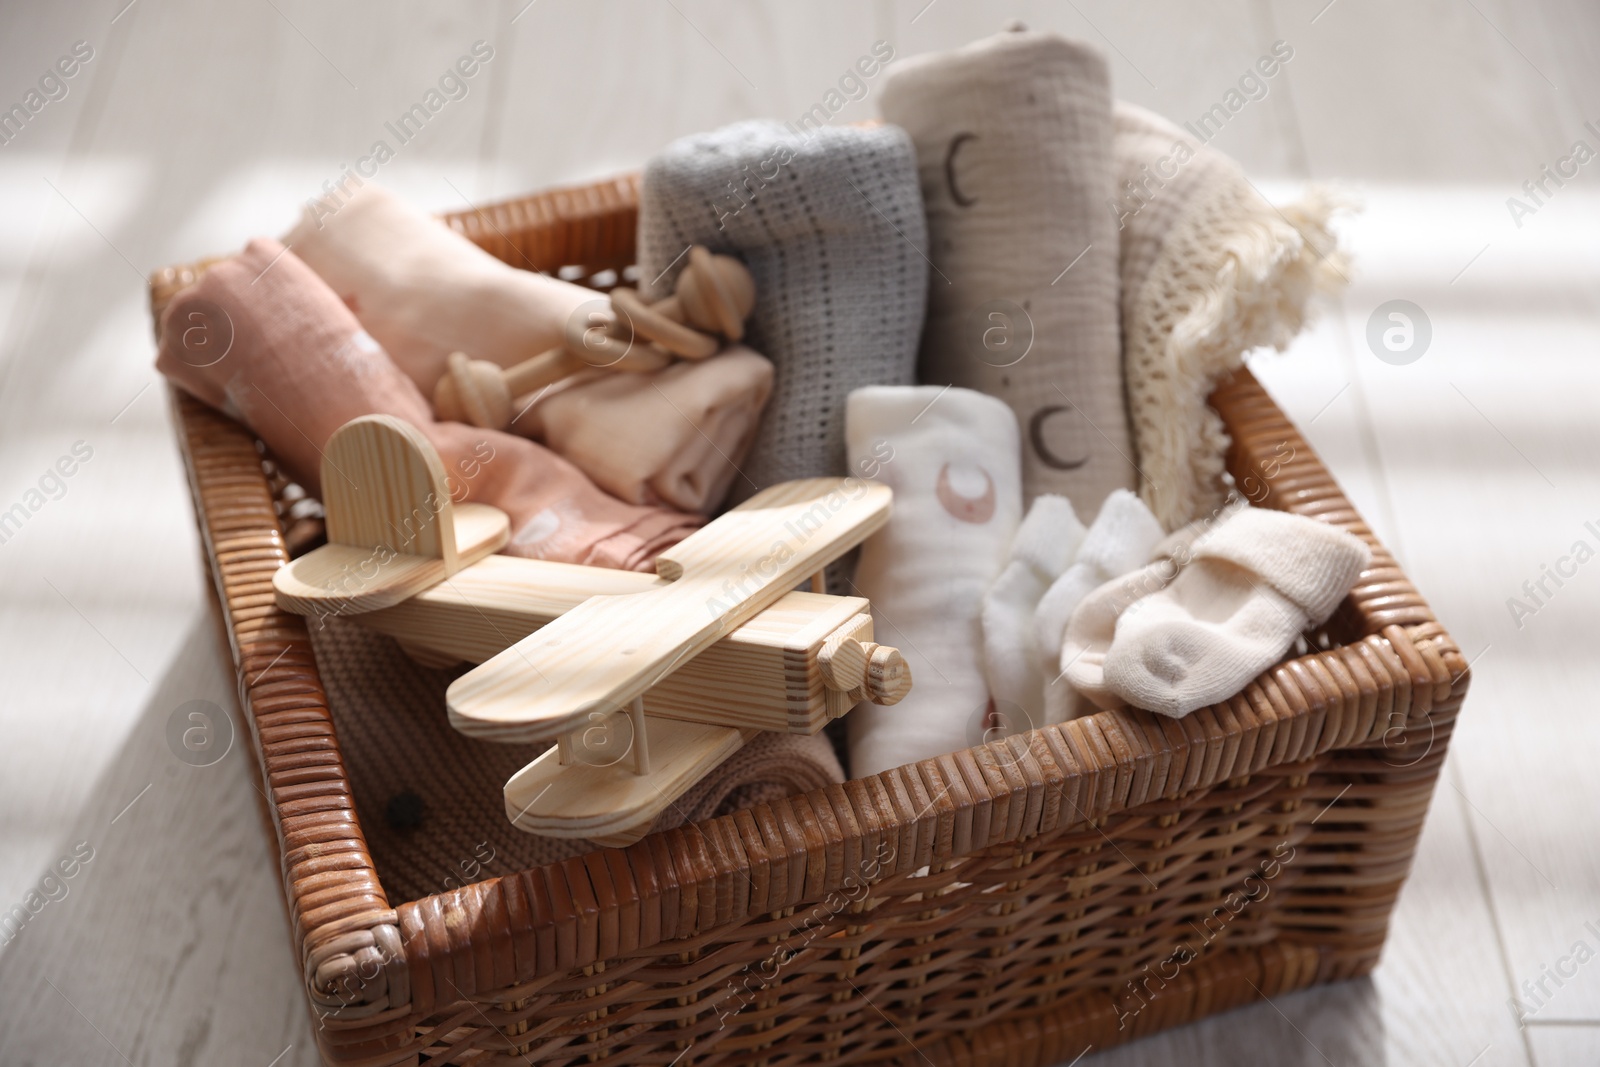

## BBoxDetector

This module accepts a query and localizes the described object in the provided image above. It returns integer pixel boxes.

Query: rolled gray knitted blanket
[637,119,928,501]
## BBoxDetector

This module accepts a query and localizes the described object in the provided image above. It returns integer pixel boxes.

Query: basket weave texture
[149,171,1467,1067]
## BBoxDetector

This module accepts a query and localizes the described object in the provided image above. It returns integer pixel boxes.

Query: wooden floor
[0,1,1596,1063]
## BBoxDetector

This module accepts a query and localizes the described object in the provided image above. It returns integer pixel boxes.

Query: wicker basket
[149,173,1467,1067]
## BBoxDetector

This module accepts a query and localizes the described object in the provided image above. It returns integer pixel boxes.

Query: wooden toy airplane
[272,415,910,845]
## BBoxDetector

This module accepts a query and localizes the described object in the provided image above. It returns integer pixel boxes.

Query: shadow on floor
[1084,975,1384,1065]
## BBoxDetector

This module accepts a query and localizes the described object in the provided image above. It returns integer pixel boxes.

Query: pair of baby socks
[879,28,1134,519]
[844,385,1022,779]
[636,120,928,503]
[852,443,1362,766]
[979,488,1163,727]
[1063,505,1370,717]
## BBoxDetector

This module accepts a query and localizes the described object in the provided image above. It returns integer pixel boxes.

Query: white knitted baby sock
[1099,507,1370,717]
[1055,509,1238,716]
[1058,558,1173,716]
[1034,488,1163,722]
[637,120,928,502]
[979,495,1084,736]
[844,386,1022,779]
[879,28,1133,518]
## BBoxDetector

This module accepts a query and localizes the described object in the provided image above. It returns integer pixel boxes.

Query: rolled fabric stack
[156,237,698,570]
[288,183,773,516]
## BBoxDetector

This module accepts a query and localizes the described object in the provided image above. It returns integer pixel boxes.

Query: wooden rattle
[433,245,756,430]
[616,244,755,349]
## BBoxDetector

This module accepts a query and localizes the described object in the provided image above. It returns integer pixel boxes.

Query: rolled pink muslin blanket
[285,183,592,393]
[514,346,774,514]
[155,237,699,571]
[287,182,767,514]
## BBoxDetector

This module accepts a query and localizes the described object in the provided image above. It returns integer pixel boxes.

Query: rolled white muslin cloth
[844,385,1022,779]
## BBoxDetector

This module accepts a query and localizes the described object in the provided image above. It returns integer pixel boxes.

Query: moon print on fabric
[936,461,997,523]
[1028,405,1090,470]
[945,133,979,207]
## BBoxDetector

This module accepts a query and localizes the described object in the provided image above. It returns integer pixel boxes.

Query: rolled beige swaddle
[879,28,1133,522]
[287,183,587,394]
[514,346,774,515]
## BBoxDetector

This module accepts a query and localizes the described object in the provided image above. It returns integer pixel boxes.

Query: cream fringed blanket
[1113,103,1348,532]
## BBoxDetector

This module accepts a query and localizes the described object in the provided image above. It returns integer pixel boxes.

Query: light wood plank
[447,477,891,741]
[1527,1024,1600,1066]
[0,614,320,1067]
[0,2,504,1061]
[275,423,506,623]
[321,415,464,562]
[1267,0,1573,183]
[1359,766,1538,1065]
[1336,185,1600,1027]
[275,416,510,613]
[275,503,508,614]
[363,559,874,733]
[504,720,753,844]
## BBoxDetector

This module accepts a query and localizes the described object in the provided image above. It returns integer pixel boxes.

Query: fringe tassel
[1133,184,1350,529]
